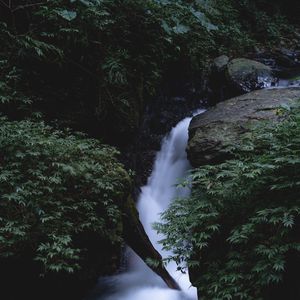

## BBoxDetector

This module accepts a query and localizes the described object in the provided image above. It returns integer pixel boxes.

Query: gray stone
[213,55,229,71]
[226,58,275,93]
[187,87,300,167]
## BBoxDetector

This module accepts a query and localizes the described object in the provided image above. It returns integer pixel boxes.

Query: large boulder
[187,87,300,167]
[226,58,275,93]
[208,57,276,105]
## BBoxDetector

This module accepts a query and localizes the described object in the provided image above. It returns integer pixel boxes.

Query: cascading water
[88,110,205,300]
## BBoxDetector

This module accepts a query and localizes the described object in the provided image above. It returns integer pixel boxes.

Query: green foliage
[0,0,297,136]
[235,0,294,42]
[0,0,298,290]
[0,0,294,132]
[0,0,218,134]
[157,104,300,299]
[0,118,130,274]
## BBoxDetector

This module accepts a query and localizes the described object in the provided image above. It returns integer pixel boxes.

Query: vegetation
[1,0,298,139]
[0,118,130,274]
[0,0,299,298]
[0,0,217,137]
[157,104,300,299]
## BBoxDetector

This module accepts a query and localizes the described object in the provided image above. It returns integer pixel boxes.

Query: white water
[90,110,205,300]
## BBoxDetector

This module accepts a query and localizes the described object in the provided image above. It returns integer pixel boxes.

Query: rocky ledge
[187,87,300,167]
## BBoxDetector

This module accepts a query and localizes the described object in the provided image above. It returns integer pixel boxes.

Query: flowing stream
[88,110,205,300]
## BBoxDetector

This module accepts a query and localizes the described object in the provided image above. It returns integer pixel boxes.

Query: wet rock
[226,58,275,93]
[187,87,300,167]
[124,93,202,188]
[276,76,300,88]
[123,196,180,290]
[208,57,277,105]
[254,48,300,78]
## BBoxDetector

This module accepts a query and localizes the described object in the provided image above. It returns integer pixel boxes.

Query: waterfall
[88,110,205,300]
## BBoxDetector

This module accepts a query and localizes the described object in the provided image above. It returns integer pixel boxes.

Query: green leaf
[173,24,190,34]
[57,10,77,21]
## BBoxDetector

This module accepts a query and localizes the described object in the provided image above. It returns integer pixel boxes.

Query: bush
[157,104,300,299]
[0,118,130,274]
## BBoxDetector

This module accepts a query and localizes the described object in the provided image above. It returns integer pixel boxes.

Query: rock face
[123,196,180,290]
[187,87,300,167]
[125,92,202,188]
[226,58,275,93]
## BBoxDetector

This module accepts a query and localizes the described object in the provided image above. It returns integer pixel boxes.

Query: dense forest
[0,1,299,300]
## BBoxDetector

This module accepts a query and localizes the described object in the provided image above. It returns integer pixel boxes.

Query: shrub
[0,118,130,274]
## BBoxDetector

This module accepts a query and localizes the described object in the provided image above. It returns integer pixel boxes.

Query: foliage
[0,0,299,294]
[1,0,296,138]
[0,118,130,274]
[156,104,300,299]
[0,0,218,135]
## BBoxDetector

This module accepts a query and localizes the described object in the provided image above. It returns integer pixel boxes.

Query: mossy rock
[226,58,275,93]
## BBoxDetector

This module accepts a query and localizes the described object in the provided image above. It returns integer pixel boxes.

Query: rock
[126,92,201,187]
[253,48,300,78]
[213,55,229,71]
[276,76,300,88]
[208,55,230,105]
[226,58,275,93]
[208,57,277,105]
[187,87,300,167]
[123,196,180,290]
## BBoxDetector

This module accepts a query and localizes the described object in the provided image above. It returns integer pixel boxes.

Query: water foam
[89,110,205,300]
